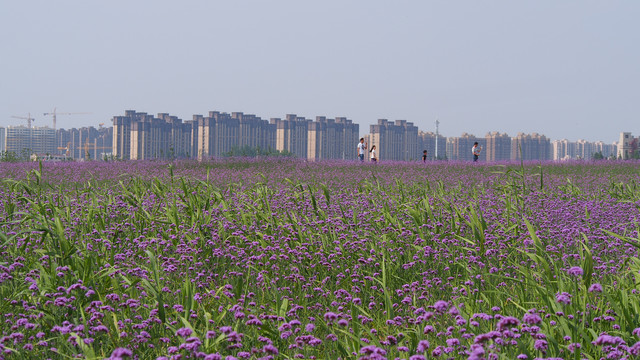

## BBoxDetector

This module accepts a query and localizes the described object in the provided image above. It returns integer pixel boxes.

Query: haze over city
[1,1,638,142]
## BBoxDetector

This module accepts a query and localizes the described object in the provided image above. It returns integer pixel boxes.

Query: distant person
[472,142,482,162]
[357,138,367,162]
[370,145,377,163]
[422,150,428,163]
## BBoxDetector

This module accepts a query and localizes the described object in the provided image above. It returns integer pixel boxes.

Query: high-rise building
[5,126,56,156]
[484,132,511,162]
[232,112,276,152]
[197,111,276,159]
[271,114,309,159]
[594,141,616,159]
[618,132,639,159]
[57,126,113,160]
[307,116,359,161]
[446,133,485,161]
[575,139,595,160]
[511,133,552,161]
[552,139,576,161]
[368,119,418,161]
[418,131,446,160]
[112,112,133,160]
[112,110,194,160]
[0,127,5,152]
[336,117,359,160]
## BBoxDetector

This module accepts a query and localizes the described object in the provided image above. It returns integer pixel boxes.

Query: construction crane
[11,113,35,128]
[57,142,71,157]
[43,108,91,129]
[83,140,111,161]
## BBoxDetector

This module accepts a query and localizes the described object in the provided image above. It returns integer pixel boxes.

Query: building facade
[0,127,5,152]
[271,115,309,159]
[368,119,418,161]
[618,132,639,159]
[484,132,511,162]
[511,133,552,161]
[307,116,359,161]
[5,126,56,156]
[418,131,447,160]
[446,133,486,161]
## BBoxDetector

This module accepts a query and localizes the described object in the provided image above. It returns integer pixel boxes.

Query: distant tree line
[222,146,294,158]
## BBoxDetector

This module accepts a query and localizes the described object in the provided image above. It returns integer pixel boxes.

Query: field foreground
[1,160,640,360]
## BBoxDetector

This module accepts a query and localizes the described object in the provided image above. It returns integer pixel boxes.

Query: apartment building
[484,131,511,162]
[618,132,639,159]
[446,133,486,161]
[57,126,113,160]
[5,126,56,156]
[594,141,617,158]
[368,119,418,161]
[307,116,359,161]
[417,131,446,160]
[0,127,5,152]
[552,139,575,161]
[271,114,309,159]
[511,133,552,161]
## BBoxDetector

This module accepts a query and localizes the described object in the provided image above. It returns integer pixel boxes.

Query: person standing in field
[370,145,377,163]
[357,138,367,162]
[472,142,482,162]
[422,150,428,163]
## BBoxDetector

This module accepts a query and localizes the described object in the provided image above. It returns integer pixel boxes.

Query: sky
[1,1,638,143]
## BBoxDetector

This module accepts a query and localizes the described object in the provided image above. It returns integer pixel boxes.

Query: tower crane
[11,113,35,128]
[43,108,91,129]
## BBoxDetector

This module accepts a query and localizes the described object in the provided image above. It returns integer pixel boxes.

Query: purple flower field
[1,159,640,360]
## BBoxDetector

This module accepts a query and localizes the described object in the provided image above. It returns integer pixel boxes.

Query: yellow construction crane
[57,142,71,157]
[11,113,35,128]
[43,108,91,129]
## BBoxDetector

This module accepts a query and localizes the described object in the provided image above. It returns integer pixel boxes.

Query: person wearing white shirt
[357,138,367,162]
[370,145,377,163]
[472,142,482,162]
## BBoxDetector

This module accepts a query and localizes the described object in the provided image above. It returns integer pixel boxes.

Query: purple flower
[534,339,548,352]
[360,345,387,356]
[589,283,603,293]
[496,316,520,331]
[567,266,583,276]
[467,344,485,360]
[109,348,132,359]
[324,312,338,322]
[445,338,460,347]
[522,313,542,324]
[434,301,448,312]
[176,327,193,338]
[568,342,582,353]
[263,344,279,354]
[629,341,640,356]
[555,292,571,304]
[417,340,430,352]
[593,334,625,346]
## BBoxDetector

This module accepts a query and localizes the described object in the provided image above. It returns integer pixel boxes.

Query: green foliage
[222,145,294,158]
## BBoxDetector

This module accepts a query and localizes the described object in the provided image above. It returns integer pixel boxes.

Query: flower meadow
[1,159,640,360]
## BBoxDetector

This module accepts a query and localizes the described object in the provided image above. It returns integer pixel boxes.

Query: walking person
[422,150,428,163]
[357,138,367,162]
[370,145,377,163]
[472,142,482,162]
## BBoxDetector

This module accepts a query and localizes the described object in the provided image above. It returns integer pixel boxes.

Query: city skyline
[2,2,639,143]
[0,109,630,145]
[3,108,627,162]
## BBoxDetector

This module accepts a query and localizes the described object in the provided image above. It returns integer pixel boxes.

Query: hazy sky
[1,1,638,142]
